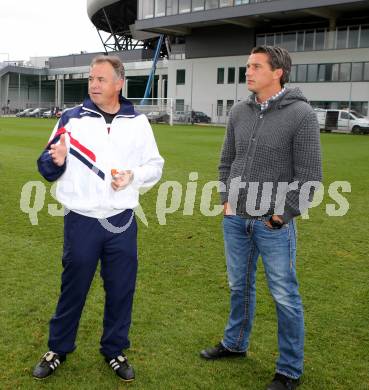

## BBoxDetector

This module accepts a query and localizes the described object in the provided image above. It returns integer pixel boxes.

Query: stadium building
[1,0,369,122]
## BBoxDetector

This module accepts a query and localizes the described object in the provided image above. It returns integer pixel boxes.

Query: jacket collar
[82,95,136,117]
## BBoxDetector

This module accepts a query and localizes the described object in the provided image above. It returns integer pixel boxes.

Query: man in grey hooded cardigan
[200,46,322,390]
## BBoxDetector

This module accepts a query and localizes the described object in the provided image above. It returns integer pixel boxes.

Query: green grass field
[0,118,368,390]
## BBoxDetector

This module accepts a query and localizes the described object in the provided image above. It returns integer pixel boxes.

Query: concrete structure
[134,0,369,120]
[1,0,368,121]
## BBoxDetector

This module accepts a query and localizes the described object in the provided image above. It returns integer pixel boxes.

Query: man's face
[88,62,124,108]
[246,53,282,94]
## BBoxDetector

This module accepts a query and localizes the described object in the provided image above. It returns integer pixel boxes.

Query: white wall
[168,55,250,121]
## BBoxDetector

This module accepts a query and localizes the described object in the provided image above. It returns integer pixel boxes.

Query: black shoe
[32,351,66,379]
[266,373,300,390]
[200,342,246,360]
[105,354,135,382]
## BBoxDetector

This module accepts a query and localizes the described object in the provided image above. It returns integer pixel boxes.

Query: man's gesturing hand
[111,170,134,191]
[49,133,67,166]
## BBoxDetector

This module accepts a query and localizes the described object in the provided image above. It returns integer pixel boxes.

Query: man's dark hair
[251,46,292,86]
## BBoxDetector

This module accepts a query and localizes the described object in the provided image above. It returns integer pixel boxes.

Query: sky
[0,0,104,62]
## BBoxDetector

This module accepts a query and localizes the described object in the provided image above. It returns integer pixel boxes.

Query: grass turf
[0,118,368,390]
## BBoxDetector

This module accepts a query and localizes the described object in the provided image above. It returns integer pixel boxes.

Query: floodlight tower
[87,0,168,100]
[87,0,167,55]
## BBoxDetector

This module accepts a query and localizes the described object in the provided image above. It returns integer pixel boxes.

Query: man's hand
[111,170,134,191]
[265,215,284,228]
[49,133,67,166]
[223,202,234,216]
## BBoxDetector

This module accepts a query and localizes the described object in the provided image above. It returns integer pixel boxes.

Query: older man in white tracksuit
[33,55,164,382]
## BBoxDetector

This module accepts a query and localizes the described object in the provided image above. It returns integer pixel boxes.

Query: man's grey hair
[90,55,125,80]
[251,46,292,86]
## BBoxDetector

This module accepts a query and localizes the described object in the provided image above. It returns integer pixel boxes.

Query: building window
[351,62,363,81]
[275,33,282,46]
[297,31,304,51]
[339,63,351,81]
[290,65,297,83]
[239,67,246,83]
[293,61,369,82]
[256,24,369,53]
[360,25,369,47]
[297,65,307,82]
[205,0,218,10]
[348,26,359,48]
[228,67,235,84]
[282,32,296,52]
[220,0,233,6]
[266,34,274,46]
[217,100,223,116]
[256,35,265,46]
[166,0,179,15]
[336,27,348,49]
[305,30,314,51]
[179,0,191,14]
[307,64,318,82]
[331,64,339,81]
[217,68,224,84]
[155,0,166,16]
[315,30,325,50]
[176,69,186,85]
[192,0,204,11]
[318,64,327,81]
[364,62,369,81]
[176,99,184,112]
[141,0,154,19]
[226,100,234,116]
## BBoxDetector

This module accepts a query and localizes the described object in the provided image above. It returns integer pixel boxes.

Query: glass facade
[192,0,204,11]
[155,0,166,17]
[212,62,369,86]
[256,24,369,52]
[139,0,280,19]
[166,0,178,15]
[139,0,154,19]
[205,0,219,9]
[290,62,369,83]
[179,0,191,14]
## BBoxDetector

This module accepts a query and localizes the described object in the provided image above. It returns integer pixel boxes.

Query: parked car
[42,110,53,118]
[315,108,369,134]
[191,111,211,123]
[173,111,190,123]
[146,111,170,124]
[16,108,33,117]
[28,108,49,118]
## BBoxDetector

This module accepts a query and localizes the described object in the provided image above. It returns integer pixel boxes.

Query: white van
[314,108,369,134]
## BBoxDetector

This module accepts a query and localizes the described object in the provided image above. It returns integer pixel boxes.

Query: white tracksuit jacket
[38,96,164,218]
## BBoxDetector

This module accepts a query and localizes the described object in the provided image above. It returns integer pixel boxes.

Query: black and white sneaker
[32,351,66,379]
[105,354,135,382]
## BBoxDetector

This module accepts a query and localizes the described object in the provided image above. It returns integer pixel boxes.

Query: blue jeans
[222,215,304,379]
